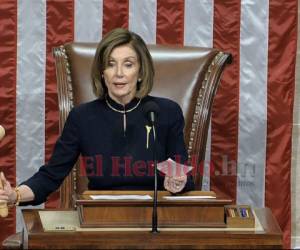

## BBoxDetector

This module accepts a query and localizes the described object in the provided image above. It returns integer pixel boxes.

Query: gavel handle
[0,173,9,218]
[0,127,8,217]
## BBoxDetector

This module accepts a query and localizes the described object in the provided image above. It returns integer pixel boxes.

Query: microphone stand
[151,124,159,233]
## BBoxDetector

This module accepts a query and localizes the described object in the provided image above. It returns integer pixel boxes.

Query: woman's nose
[116,65,124,77]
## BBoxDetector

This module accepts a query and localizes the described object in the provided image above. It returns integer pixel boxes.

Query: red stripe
[210,1,240,201]
[45,0,74,208]
[266,0,297,248]
[156,0,184,45]
[0,0,17,243]
[102,0,129,36]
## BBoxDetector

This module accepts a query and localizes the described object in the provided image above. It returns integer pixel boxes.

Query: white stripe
[16,0,46,230]
[129,0,157,44]
[237,0,269,207]
[184,0,214,47]
[184,0,214,190]
[74,0,103,42]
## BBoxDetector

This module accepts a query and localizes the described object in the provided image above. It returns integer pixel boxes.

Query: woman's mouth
[114,82,127,88]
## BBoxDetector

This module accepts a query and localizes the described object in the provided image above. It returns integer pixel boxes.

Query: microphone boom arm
[151,124,158,233]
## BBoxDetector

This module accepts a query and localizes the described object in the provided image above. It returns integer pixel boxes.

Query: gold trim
[188,51,229,161]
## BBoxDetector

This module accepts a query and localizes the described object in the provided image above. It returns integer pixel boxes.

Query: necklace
[105,97,142,135]
[105,98,141,113]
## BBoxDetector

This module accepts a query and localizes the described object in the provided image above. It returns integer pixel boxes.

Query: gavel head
[0,203,8,217]
[0,125,5,141]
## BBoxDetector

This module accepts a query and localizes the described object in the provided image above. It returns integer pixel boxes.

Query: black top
[21,95,194,205]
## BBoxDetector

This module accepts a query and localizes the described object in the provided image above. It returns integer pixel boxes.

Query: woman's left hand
[164,175,187,193]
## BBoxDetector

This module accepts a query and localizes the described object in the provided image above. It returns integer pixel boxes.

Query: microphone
[0,125,8,218]
[143,101,160,125]
[143,101,160,233]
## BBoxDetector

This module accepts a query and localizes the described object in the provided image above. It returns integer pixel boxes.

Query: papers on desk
[163,195,216,200]
[39,210,79,232]
[157,158,193,176]
[90,195,152,200]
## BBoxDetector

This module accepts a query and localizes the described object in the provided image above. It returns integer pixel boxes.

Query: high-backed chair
[2,44,231,250]
[53,43,231,209]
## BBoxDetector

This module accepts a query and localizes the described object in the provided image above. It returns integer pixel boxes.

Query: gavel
[0,125,8,218]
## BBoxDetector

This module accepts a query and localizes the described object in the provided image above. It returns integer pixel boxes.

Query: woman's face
[103,44,140,105]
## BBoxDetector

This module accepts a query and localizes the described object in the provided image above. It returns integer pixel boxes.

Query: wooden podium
[16,190,283,249]
[76,190,230,228]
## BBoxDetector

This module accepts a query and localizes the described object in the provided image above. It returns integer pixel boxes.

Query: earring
[138,78,142,82]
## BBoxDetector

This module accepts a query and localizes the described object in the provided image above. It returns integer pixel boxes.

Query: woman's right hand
[0,172,16,205]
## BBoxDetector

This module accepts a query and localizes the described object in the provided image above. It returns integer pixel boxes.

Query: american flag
[0,1,297,248]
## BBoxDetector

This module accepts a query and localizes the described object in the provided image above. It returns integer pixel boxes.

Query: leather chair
[53,43,231,209]
[2,44,231,249]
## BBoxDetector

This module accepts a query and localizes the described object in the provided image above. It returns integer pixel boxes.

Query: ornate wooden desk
[21,207,282,249]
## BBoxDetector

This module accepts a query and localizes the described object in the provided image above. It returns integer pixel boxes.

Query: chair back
[53,43,231,208]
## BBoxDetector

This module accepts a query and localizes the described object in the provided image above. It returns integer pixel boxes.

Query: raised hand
[164,174,187,193]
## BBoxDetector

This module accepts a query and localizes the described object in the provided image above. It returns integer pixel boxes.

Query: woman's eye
[124,62,133,68]
[107,61,115,67]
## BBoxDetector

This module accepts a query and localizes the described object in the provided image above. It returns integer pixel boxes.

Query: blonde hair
[91,28,154,99]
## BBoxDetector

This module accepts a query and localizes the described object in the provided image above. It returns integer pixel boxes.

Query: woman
[0,28,194,206]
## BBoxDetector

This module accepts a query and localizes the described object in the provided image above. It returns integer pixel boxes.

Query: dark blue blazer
[22,95,194,205]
